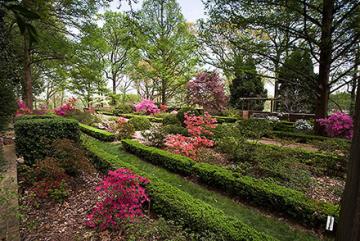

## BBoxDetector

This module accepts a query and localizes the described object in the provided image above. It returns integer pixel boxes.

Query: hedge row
[15,117,80,164]
[213,116,239,123]
[81,135,275,241]
[79,123,115,142]
[251,142,345,178]
[122,139,339,229]
[270,130,350,144]
[119,113,163,123]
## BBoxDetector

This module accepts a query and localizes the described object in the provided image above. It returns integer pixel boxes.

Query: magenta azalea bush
[16,100,31,116]
[317,112,353,139]
[54,97,77,116]
[134,99,160,115]
[86,168,149,230]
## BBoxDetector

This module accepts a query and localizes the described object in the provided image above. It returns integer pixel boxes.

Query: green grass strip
[82,135,326,241]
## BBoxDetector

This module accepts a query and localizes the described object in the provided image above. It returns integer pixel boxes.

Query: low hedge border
[96,110,114,116]
[269,130,350,144]
[120,114,163,123]
[79,123,115,142]
[81,135,275,241]
[122,139,339,229]
[15,117,80,164]
[213,116,239,123]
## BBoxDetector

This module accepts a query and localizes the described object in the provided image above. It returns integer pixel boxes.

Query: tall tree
[101,11,135,95]
[336,67,360,241]
[278,48,317,113]
[129,0,198,104]
[229,56,267,111]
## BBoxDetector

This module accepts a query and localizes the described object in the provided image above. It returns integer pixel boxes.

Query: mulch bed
[19,171,129,241]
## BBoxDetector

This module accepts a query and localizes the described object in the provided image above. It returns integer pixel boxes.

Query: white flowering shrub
[267,116,280,122]
[294,119,313,131]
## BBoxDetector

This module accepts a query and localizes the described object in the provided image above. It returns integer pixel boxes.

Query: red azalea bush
[165,112,216,158]
[317,112,353,139]
[160,104,168,112]
[134,99,160,115]
[54,97,77,116]
[86,168,149,230]
[187,71,228,114]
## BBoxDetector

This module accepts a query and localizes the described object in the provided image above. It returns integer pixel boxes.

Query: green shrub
[272,121,295,132]
[176,107,201,126]
[79,123,115,141]
[65,110,99,125]
[82,136,274,241]
[0,78,16,131]
[163,124,188,136]
[269,130,351,144]
[15,117,80,165]
[163,114,181,125]
[128,116,151,130]
[113,103,133,115]
[122,139,339,229]
[141,125,167,147]
[115,122,135,140]
[237,119,273,138]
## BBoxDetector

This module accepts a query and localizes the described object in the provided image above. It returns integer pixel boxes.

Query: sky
[109,0,207,23]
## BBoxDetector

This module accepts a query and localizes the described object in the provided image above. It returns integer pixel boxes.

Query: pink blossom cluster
[86,168,149,230]
[134,99,160,115]
[117,117,128,124]
[317,112,353,139]
[54,98,77,116]
[16,100,31,116]
[165,112,217,158]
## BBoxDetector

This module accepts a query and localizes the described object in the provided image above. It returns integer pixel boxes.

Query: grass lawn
[82,135,332,241]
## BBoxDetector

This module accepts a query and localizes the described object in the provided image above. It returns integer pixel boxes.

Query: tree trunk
[23,33,33,110]
[350,48,359,117]
[112,77,117,94]
[336,73,360,241]
[314,0,335,134]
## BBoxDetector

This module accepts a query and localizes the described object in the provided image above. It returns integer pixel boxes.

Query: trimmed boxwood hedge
[79,123,115,142]
[213,116,239,123]
[269,130,350,144]
[122,139,339,229]
[120,113,163,123]
[81,135,275,241]
[15,117,80,165]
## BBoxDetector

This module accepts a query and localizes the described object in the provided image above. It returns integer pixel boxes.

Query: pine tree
[229,57,267,111]
[278,49,317,113]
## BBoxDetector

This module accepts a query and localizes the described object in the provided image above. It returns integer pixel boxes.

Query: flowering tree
[187,72,228,114]
[134,99,160,115]
[165,112,216,158]
[54,98,77,116]
[86,168,149,230]
[317,112,353,139]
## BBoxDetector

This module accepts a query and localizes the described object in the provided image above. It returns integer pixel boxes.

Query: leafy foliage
[187,71,228,114]
[229,57,267,110]
[128,116,151,131]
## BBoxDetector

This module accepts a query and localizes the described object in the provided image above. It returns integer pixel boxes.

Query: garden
[1,1,360,241]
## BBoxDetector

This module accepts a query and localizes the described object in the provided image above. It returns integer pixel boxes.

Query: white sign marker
[326,216,335,231]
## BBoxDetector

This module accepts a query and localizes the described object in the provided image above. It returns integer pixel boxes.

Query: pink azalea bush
[165,112,217,158]
[160,104,168,112]
[54,97,77,116]
[86,168,149,230]
[134,99,160,115]
[16,100,32,116]
[317,112,353,139]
